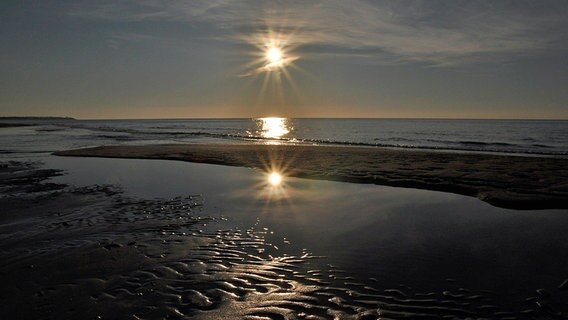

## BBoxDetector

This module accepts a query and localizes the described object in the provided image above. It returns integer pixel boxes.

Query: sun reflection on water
[258,117,291,139]
[260,169,289,203]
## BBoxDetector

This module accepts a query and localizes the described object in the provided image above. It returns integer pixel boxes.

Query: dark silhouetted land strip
[0,116,75,120]
[0,123,33,128]
[55,144,568,210]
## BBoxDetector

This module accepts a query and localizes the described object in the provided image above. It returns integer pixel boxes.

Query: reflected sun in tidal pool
[228,153,299,207]
[260,169,289,203]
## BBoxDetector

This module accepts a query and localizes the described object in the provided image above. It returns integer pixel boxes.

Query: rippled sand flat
[1,160,568,319]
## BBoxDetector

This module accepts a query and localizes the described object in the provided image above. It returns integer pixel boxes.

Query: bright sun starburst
[268,172,283,186]
[238,28,305,110]
[266,47,283,64]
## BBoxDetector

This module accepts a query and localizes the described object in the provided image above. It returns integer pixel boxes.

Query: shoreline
[55,144,568,210]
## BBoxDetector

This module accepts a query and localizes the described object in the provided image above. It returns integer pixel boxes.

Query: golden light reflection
[259,117,291,139]
[255,148,296,203]
[260,168,289,203]
[229,150,301,208]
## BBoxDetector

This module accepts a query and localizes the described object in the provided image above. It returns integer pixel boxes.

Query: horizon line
[2,116,568,121]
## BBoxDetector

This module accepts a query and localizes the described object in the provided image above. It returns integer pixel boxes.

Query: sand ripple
[1,161,567,319]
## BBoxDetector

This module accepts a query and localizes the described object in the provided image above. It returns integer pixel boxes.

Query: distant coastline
[0,116,75,120]
[0,123,34,128]
[0,117,75,128]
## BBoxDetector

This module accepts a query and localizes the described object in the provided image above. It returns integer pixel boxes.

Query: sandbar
[55,144,568,209]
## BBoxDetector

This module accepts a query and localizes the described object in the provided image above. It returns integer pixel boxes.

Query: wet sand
[56,144,568,209]
[2,159,568,319]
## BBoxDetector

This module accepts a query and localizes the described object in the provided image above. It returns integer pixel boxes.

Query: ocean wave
[102,130,568,156]
[457,140,515,146]
[60,121,568,157]
[531,143,553,148]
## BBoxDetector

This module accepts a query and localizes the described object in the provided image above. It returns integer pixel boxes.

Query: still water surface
[44,156,568,310]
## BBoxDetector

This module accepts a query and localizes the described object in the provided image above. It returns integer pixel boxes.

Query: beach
[56,143,568,209]
[1,155,567,319]
[4,1,568,317]
[2,120,568,319]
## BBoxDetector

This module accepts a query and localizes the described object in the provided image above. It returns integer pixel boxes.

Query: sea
[1,117,567,157]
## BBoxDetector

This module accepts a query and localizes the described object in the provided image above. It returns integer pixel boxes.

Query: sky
[1,0,567,119]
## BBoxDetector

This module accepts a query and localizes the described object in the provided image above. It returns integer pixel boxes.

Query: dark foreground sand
[1,162,336,319]
[56,144,568,209]
[3,160,568,319]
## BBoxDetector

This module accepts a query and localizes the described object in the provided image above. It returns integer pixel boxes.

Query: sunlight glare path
[259,117,291,139]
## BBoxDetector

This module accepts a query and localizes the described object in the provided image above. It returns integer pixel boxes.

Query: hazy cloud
[68,0,568,66]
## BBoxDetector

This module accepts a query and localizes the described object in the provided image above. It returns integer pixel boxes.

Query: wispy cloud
[68,0,568,66]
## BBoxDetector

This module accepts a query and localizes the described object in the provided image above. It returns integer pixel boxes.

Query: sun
[266,47,283,64]
[268,172,283,186]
